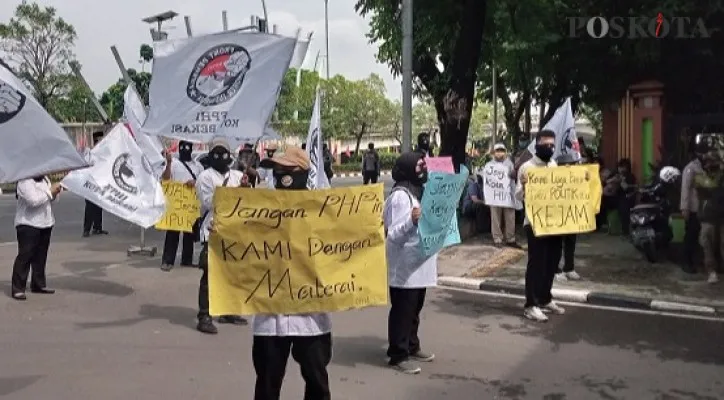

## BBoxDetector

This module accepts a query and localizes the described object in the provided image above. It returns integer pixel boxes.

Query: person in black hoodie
[415,133,434,158]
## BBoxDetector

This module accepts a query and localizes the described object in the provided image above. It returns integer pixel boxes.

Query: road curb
[438,276,718,316]
[333,171,391,178]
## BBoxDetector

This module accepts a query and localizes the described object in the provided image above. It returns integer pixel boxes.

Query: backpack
[363,151,378,171]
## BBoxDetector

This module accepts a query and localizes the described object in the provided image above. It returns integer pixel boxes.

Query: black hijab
[392,151,426,200]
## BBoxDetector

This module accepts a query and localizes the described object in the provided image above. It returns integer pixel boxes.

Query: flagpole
[110,26,168,258]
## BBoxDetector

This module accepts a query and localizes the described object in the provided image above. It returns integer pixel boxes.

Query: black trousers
[387,287,426,364]
[617,196,634,235]
[162,230,194,265]
[252,334,332,400]
[11,225,53,294]
[363,171,379,185]
[197,243,210,320]
[524,225,562,308]
[83,200,103,233]
[683,213,701,273]
[557,234,577,273]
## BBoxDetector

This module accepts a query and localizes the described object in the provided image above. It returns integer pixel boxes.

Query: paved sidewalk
[438,234,724,315]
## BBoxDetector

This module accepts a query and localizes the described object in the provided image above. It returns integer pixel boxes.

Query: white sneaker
[523,306,549,322]
[555,273,568,282]
[542,301,566,315]
[564,271,581,280]
[707,272,719,284]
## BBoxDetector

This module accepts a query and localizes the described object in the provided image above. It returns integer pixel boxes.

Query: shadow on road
[0,375,45,396]
[75,304,197,331]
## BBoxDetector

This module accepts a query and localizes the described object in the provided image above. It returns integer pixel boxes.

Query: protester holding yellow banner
[209,146,386,399]
[516,130,565,323]
[158,143,203,271]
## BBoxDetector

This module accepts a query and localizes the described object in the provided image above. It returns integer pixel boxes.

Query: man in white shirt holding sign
[482,143,519,247]
[160,140,203,271]
[195,138,248,334]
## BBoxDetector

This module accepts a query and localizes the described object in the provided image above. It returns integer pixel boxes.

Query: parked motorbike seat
[632,204,659,210]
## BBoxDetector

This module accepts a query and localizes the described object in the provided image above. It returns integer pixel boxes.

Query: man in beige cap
[252,146,332,400]
[195,138,248,334]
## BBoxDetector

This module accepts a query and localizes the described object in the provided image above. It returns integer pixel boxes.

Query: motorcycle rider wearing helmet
[680,141,705,274]
[693,150,724,284]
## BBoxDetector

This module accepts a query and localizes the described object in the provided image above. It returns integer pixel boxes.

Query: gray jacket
[681,159,703,213]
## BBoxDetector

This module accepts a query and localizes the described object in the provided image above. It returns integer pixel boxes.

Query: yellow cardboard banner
[524,165,600,236]
[208,184,388,316]
[586,164,602,213]
[154,181,200,233]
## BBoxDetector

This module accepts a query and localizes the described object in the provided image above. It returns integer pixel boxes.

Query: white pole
[401,0,413,152]
[261,0,269,31]
[184,16,193,37]
[491,63,497,149]
[324,0,330,80]
[222,11,228,31]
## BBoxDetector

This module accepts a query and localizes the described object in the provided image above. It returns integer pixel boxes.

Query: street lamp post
[324,0,330,80]
[401,0,413,152]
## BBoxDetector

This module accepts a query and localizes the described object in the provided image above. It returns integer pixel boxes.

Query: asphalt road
[0,175,723,399]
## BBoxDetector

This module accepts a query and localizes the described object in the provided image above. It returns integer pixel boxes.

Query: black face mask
[417,168,429,185]
[535,144,555,162]
[179,142,193,162]
[274,170,309,190]
[32,176,45,182]
[209,149,231,173]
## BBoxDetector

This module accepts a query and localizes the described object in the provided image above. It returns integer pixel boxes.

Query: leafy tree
[0,1,77,110]
[139,44,153,72]
[99,69,151,121]
[357,0,488,168]
[50,72,102,123]
[322,73,393,153]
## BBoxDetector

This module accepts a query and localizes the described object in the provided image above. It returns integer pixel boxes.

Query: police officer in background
[82,131,108,237]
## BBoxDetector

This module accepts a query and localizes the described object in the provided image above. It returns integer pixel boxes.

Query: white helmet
[659,166,681,183]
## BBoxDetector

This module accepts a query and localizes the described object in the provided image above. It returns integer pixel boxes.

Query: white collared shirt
[15,178,55,228]
[170,158,203,183]
[251,185,331,337]
[195,168,244,243]
[383,187,438,288]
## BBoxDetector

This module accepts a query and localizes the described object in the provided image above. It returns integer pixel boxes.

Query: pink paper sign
[426,156,454,173]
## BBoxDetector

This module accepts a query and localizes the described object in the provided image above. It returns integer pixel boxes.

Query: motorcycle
[629,165,680,263]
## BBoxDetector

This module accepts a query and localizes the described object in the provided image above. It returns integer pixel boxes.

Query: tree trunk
[412,0,487,172]
[354,122,368,155]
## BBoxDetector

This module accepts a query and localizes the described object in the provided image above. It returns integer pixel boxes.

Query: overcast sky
[0,0,402,99]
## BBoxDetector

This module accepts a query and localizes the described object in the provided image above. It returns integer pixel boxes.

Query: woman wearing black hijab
[383,151,437,375]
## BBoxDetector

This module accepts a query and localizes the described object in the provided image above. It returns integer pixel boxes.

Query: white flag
[122,86,166,177]
[527,97,580,163]
[142,31,297,143]
[289,38,311,69]
[0,62,88,183]
[305,88,330,189]
[61,124,165,228]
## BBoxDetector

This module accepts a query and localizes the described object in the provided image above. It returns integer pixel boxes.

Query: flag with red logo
[142,30,296,143]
